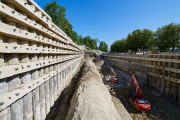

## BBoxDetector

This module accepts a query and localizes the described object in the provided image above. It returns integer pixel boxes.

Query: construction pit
[44,56,180,120]
[0,1,180,119]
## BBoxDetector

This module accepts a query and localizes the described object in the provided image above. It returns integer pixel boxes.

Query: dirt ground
[94,59,132,120]
[46,59,86,120]
[46,57,180,120]
[46,58,131,120]
[101,59,180,120]
[46,58,125,120]
[66,59,121,120]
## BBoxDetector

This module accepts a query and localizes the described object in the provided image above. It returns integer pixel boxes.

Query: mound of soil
[66,60,121,120]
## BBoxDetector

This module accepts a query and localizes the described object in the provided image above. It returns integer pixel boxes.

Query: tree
[79,35,83,45]
[155,23,180,51]
[110,41,118,52]
[99,41,108,52]
[83,36,91,47]
[44,0,73,36]
[61,18,73,36]
[126,29,155,52]
[126,33,134,51]
[110,38,127,52]
[70,31,80,45]
[110,23,180,52]
[44,1,101,47]
[91,39,98,49]
[142,29,155,50]
[83,36,98,50]
[132,29,144,51]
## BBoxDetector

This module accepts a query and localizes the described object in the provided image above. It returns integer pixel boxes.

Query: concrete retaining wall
[103,54,180,102]
[0,58,82,120]
[0,0,83,119]
[106,59,148,83]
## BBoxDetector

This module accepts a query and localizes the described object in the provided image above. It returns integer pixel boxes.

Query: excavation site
[44,53,180,120]
[0,0,180,120]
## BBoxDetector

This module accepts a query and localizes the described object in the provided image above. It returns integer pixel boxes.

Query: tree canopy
[111,23,180,52]
[44,0,103,51]
[44,1,72,36]
[83,36,98,50]
[155,23,180,51]
[99,41,108,52]
[111,39,127,52]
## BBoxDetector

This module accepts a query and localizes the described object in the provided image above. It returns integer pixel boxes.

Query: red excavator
[129,74,150,111]
[84,54,89,59]
[110,67,118,83]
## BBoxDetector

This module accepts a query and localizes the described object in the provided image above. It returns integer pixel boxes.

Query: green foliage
[44,1,180,52]
[70,31,80,45]
[79,35,83,44]
[126,33,133,51]
[99,41,108,52]
[111,29,155,52]
[155,23,180,51]
[83,36,98,50]
[111,23,180,52]
[132,29,144,51]
[44,0,99,50]
[142,29,155,50]
[111,38,127,52]
[44,0,72,36]
[127,29,155,52]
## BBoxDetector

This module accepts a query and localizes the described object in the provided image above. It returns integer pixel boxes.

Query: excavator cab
[111,76,118,83]
[133,96,150,110]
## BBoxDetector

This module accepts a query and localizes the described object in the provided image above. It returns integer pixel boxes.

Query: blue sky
[36,0,180,48]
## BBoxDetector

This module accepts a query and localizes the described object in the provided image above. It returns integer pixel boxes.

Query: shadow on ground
[46,62,85,120]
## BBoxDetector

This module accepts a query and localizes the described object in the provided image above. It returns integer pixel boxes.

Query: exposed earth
[46,57,180,120]
[102,59,180,120]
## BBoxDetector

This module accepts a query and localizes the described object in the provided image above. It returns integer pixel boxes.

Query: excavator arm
[130,74,151,110]
[110,67,116,77]
[131,74,142,97]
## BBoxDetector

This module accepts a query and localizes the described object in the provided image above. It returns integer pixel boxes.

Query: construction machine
[84,54,89,59]
[110,67,118,83]
[129,74,151,111]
